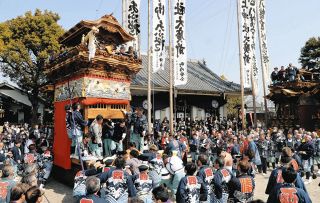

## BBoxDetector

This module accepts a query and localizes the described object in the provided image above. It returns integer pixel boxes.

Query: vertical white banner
[126,0,141,53]
[257,0,270,85]
[152,0,166,73]
[240,0,252,88]
[248,0,258,92]
[173,0,187,86]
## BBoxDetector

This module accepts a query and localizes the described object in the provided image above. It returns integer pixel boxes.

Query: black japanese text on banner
[248,0,258,92]
[173,0,187,86]
[152,0,166,73]
[257,0,270,85]
[240,0,253,88]
[126,0,141,53]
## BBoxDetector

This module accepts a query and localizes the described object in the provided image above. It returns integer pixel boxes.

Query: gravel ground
[43,170,319,202]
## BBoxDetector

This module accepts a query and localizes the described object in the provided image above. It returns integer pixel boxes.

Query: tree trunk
[29,89,40,127]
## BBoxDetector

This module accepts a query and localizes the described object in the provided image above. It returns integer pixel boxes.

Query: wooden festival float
[43,15,142,183]
[267,69,320,131]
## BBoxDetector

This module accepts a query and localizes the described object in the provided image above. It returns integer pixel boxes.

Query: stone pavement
[43,172,319,202]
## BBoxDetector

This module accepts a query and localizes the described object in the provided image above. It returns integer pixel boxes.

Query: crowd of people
[65,103,319,203]
[0,122,53,203]
[270,63,305,84]
[0,102,318,202]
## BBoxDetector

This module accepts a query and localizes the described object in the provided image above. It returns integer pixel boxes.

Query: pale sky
[1,0,320,100]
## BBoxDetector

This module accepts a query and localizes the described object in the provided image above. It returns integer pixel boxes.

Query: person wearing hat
[132,164,154,203]
[271,67,279,84]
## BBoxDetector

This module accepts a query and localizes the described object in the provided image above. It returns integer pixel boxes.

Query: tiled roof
[131,55,245,94]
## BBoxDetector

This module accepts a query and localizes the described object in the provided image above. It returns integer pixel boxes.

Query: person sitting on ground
[132,164,154,202]
[267,166,311,203]
[0,165,17,203]
[126,149,142,175]
[21,174,38,188]
[25,186,44,203]
[99,157,135,202]
[78,176,104,203]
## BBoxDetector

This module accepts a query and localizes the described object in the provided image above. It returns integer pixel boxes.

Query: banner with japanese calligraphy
[240,0,258,89]
[125,0,141,53]
[173,0,187,86]
[248,0,258,92]
[152,0,166,73]
[240,0,251,88]
[257,0,270,85]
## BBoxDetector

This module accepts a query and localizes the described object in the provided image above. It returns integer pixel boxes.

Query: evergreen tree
[299,37,320,70]
[0,9,64,124]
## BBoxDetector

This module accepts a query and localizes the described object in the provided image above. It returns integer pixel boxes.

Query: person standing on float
[70,103,88,157]
[123,107,147,152]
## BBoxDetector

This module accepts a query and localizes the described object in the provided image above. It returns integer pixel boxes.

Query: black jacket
[11,146,22,163]
[298,141,314,160]
[112,123,127,142]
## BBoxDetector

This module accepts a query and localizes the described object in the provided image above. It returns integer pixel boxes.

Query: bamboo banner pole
[237,0,245,130]
[147,0,152,134]
[168,0,174,135]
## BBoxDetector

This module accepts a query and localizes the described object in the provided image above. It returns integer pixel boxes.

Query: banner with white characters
[257,0,270,85]
[152,0,166,73]
[173,0,187,86]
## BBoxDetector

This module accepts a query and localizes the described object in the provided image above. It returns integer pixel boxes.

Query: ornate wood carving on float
[44,15,142,170]
[266,68,320,131]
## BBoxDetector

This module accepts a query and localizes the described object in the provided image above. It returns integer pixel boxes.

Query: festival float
[43,14,142,183]
[267,69,320,130]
